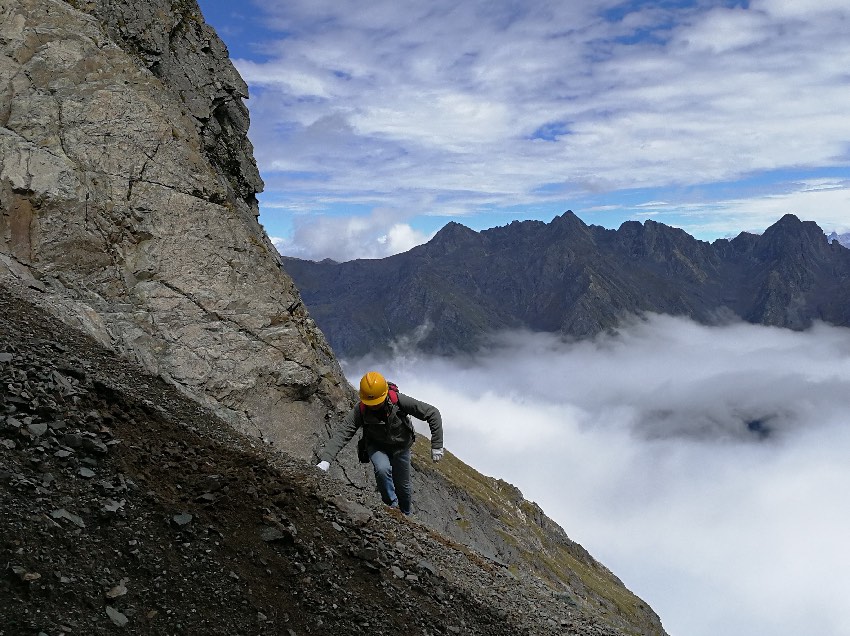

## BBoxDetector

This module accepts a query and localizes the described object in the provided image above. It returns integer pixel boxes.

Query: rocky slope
[0,1,667,634]
[1,281,660,636]
[283,212,850,356]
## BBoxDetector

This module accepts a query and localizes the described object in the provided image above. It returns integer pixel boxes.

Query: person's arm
[318,406,360,465]
[397,393,443,451]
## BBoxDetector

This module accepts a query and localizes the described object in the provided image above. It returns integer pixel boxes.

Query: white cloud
[661,180,850,238]
[342,315,850,636]
[275,207,432,262]
[238,0,850,213]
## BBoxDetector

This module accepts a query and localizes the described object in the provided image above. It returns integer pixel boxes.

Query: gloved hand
[316,460,330,471]
[431,448,444,462]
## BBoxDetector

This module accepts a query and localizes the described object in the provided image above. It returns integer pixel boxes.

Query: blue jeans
[367,443,412,515]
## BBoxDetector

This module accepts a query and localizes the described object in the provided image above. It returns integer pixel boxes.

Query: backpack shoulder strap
[387,381,399,405]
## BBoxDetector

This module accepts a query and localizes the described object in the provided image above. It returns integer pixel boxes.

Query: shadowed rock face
[0,0,352,457]
[284,212,850,357]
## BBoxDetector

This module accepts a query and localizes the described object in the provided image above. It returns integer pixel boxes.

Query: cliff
[0,0,353,456]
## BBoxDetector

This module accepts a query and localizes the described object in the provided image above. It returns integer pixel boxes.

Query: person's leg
[390,447,412,515]
[368,445,398,508]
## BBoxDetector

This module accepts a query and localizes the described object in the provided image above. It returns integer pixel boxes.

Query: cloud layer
[229,0,850,259]
[343,315,850,636]
[270,207,433,262]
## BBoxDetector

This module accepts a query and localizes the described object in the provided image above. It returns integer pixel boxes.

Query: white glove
[431,448,444,462]
[316,460,330,471]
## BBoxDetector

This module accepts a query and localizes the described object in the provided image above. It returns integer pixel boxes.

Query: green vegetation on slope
[412,436,659,636]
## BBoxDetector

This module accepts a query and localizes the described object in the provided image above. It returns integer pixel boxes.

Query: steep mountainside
[0,0,352,457]
[0,1,668,634]
[283,212,850,356]
[1,282,655,636]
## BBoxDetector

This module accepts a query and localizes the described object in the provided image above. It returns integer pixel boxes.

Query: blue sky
[197,0,850,262]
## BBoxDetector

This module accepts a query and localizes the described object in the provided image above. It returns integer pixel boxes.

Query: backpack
[356,381,403,463]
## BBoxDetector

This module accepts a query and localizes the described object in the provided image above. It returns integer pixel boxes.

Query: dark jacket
[319,393,443,463]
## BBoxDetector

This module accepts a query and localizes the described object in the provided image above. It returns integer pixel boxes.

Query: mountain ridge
[283,212,850,357]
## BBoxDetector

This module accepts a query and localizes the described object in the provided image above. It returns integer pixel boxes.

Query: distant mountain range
[827,231,850,248]
[283,213,850,357]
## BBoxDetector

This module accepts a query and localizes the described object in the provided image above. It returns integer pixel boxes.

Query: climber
[316,371,443,515]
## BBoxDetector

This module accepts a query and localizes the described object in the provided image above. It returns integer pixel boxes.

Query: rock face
[284,212,850,356]
[0,0,352,456]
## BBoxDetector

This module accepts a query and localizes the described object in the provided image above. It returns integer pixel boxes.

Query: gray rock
[81,437,109,454]
[358,547,380,563]
[171,513,193,527]
[102,500,125,513]
[260,527,292,543]
[61,434,84,448]
[51,508,86,528]
[330,495,373,526]
[12,566,41,582]
[78,467,96,479]
[417,560,438,576]
[106,606,129,627]
[27,422,48,437]
[106,583,128,599]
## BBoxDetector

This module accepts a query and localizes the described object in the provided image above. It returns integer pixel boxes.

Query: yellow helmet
[359,371,388,406]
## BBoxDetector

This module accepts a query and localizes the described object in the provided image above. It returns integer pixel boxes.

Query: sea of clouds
[343,314,850,636]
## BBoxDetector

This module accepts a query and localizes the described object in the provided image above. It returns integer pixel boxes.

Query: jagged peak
[426,221,481,253]
[772,212,803,226]
[617,220,643,232]
[432,220,478,239]
[551,209,588,229]
[760,213,828,245]
[764,213,824,234]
